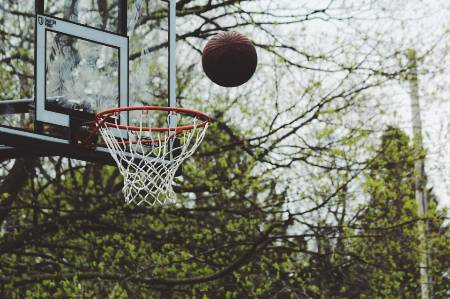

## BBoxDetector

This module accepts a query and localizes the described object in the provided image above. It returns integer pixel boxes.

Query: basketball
[202,32,257,87]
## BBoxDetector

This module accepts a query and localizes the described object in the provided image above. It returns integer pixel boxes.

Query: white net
[95,108,208,206]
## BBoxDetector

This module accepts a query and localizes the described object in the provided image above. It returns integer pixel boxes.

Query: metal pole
[408,49,433,299]
[118,0,127,36]
[168,0,177,109]
[167,0,178,163]
[35,0,44,14]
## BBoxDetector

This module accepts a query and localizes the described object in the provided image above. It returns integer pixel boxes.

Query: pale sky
[285,0,450,210]
[242,0,450,211]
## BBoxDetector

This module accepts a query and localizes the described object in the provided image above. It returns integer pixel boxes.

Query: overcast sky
[294,0,450,210]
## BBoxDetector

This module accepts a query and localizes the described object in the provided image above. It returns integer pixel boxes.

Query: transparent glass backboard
[35,10,129,127]
[0,0,176,163]
[45,30,120,115]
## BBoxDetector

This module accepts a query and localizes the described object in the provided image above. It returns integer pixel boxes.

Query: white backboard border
[35,14,129,127]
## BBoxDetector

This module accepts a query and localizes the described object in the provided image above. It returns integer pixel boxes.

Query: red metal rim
[79,106,210,148]
[96,106,210,133]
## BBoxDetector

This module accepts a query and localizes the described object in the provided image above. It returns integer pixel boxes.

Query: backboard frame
[35,13,129,128]
[0,0,178,166]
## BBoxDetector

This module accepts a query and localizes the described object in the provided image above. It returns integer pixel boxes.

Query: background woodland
[0,0,449,298]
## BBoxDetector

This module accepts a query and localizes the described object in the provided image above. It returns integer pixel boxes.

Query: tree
[1,1,450,298]
[347,127,449,298]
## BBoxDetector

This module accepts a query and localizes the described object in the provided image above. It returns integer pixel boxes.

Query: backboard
[0,0,177,164]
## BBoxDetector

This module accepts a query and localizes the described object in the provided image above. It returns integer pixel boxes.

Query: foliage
[1,1,449,298]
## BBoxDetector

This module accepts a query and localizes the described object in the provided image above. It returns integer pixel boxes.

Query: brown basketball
[202,32,257,87]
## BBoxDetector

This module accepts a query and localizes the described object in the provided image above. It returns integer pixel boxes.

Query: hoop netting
[97,110,208,206]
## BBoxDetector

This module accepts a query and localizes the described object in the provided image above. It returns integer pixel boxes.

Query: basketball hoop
[81,106,210,206]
